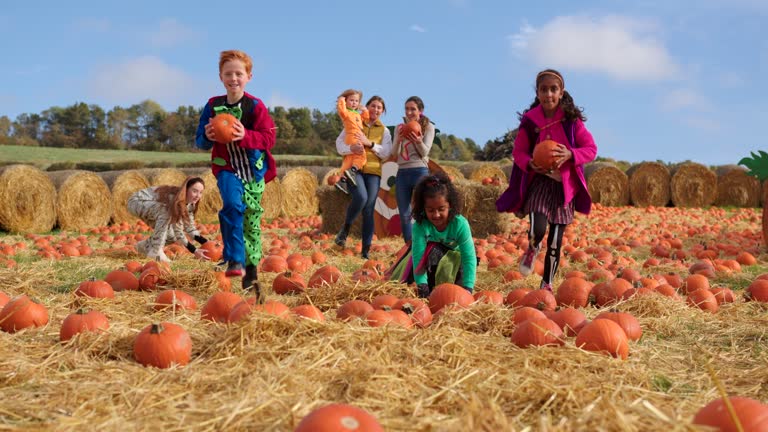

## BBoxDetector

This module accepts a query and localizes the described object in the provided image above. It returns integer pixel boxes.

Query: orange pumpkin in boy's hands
[400,120,421,139]
[532,140,560,170]
[211,113,237,143]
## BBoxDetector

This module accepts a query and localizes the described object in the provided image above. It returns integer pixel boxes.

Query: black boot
[243,265,260,295]
[361,244,370,260]
[335,224,350,247]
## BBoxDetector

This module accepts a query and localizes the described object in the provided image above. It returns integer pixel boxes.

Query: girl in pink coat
[496,69,597,291]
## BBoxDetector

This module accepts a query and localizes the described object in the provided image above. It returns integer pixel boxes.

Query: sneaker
[335,225,349,247]
[540,282,553,292]
[343,168,358,187]
[335,178,350,195]
[518,246,539,276]
[225,261,245,277]
[242,265,257,290]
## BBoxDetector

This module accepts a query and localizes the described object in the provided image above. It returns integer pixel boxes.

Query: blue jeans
[217,170,245,265]
[343,172,380,249]
[395,166,429,243]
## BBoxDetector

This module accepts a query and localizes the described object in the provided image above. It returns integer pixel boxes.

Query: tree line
[0,100,488,161]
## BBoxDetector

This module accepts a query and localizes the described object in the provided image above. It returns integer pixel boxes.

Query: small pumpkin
[154,290,198,312]
[200,292,243,322]
[392,298,433,328]
[371,294,399,310]
[428,283,474,314]
[60,309,109,342]
[512,306,547,325]
[575,318,629,360]
[504,288,532,307]
[519,289,557,311]
[74,279,115,299]
[473,290,504,305]
[555,277,592,308]
[692,396,768,432]
[0,295,49,333]
[551,307,587,337]
[199,240,224,262]
[104,270,139,292]
[133,322,192,368]
[336,300,374,321]
[295,403,383,432]
[594,311,642,341]
[291,304,325,322]
[687,288,719,313]
[272,271,307,295]
[511,318,564,348]
[308,265,343,288]
[745,279,768,302]
[211,113,237,143]
[532,139,560,170]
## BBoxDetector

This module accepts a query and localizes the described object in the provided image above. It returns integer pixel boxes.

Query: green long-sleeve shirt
[411,214,477,289]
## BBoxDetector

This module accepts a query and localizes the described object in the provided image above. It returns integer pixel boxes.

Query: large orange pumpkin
[60,309,109,342]
[200,292,243,322]
[511,318,564,348]
[399,120,421,138]
[687,288,719,313]
[551,307,587,337]
[308,265,343,288]
[555,277,592,308]
[272,271,307,295]
[199,241,224,262]
[295,403,383,432]
[291,304,325,322]
[104,270,139,292]
[594,311,642,341]
[692,396,768,432]
[336,300,374,321]
[428,283,474,314]
[133,322,192,368]
[392,298,433,328]
[211,113,237,143]
[74,279,115,299]
[575,318,629,360]
[0,295,49,333]
[154,290,198,312]
[745,279,768,302]
[532,140,560,170]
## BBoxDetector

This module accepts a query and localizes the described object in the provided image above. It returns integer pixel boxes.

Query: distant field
[0,145,340,169]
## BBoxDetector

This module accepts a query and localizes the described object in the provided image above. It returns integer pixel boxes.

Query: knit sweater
[392,121,435,169]
[411,214,476,289]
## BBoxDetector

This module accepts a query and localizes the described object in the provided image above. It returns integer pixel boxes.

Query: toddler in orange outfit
[335,89,369,194]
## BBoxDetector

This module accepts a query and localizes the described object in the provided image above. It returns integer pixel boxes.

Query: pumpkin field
[1,203,767,431]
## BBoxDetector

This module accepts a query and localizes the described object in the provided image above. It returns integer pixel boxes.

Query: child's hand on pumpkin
[204,120,216,141]
[194,249,210,261]
[554,144,573,168]
[231,120,245,141]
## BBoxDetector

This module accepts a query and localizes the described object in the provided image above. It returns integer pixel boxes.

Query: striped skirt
[522,175,574,224]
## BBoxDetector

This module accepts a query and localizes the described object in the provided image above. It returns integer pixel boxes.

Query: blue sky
[1,1,766,165]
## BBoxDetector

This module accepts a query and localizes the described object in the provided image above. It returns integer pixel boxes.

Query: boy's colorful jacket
[195,92,277,183]
[497,105,597,215]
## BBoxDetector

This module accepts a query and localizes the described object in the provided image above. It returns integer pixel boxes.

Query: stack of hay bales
[0,165,57,233]
[98,170,150,224]
[47,170,112,231]
[262,177,283,220]
[196,171,222,223]
[627,162,671,207]
[459,162,506,183]
[144,168,188,187]
[584,162,629,206]
[441,165,465,182]
[670,162,717,208]
[456,180,510,237]
[714,165,761,207]
[280,168,318,217]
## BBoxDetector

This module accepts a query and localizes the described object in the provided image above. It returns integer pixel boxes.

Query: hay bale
[281,168,319,217]
[262,177,283,220]
[197,171,222,223]
[584,162,630,207]
[441,165,465,182]
[320,168,343,187]
[459,162,507,183]
[145,168,188,187]
[714,165,761,207]
[0,164,57,233]
[46,170,112,231]
[627,162,671,207]
[670,162,717,208]
[456,180,511,237]
[317,185,362,235]
[278,165,337,184]
[99,170,151,224]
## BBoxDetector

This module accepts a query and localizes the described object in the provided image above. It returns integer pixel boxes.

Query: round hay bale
[0,165,57,233]
[461,162,507,183]
[147,168,187,187]
[441,165,465,182]
[670,162,717,208]
[281,168,319,217]
[501,162,514,180]
[262,177,283,220]
[584,162,629,207]
[714,165,761,207]
[99,170,150,224]
[278,165,337,183]
[320,168,343,187]
[455,179,510,237]
[317,185,360,235]
[197,171,222,223]
[47,170,112,231]
[627,162,671,207]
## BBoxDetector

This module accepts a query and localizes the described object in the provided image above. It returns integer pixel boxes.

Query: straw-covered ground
[0,205,767,431]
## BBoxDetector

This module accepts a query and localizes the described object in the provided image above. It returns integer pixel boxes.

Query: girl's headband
[536,71,565,89]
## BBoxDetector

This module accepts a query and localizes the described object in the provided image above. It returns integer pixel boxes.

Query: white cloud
[145,18,198,48]
[661,89,712,111]
[73,18,111,32]
[87,56,198,108]
[509,15,679,81]
[410,25,427,33]
[268,92,299,109]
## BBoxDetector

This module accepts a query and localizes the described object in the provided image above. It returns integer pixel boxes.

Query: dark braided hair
[518,68,586,122]
[412,171,461,225]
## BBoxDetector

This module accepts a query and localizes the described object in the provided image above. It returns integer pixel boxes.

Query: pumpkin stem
[75,308,88,315]
[150,323,164,334]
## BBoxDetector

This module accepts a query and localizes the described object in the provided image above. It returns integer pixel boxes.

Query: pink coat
[498,105,597,215]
